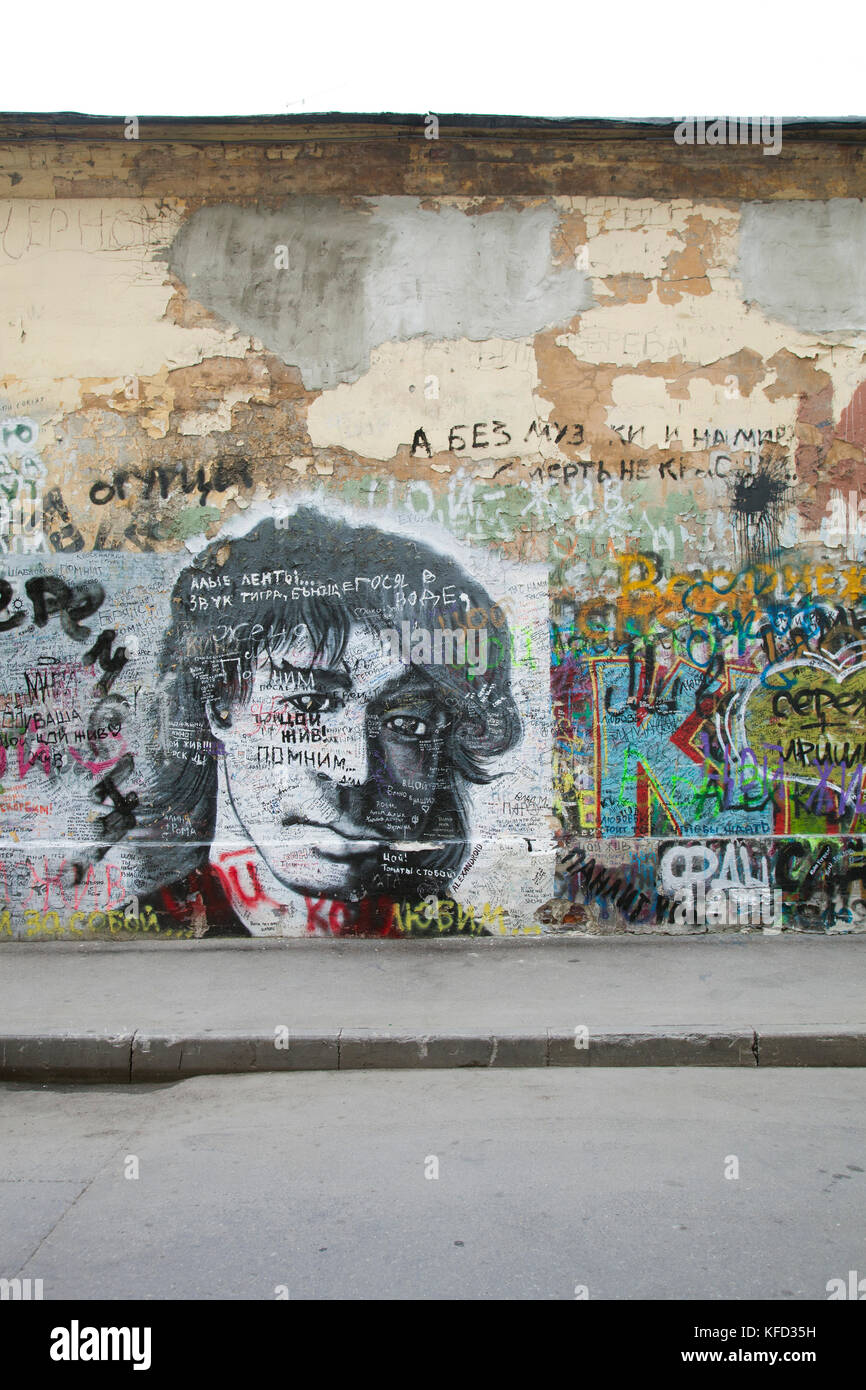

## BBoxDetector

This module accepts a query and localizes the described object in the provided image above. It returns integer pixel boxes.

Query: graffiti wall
[3,118,866,937]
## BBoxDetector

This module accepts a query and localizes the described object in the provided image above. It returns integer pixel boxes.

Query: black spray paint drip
[730,461,793,565]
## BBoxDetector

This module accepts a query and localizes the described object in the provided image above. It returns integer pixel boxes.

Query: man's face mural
[154,507,522,925]
[208,617,452,899]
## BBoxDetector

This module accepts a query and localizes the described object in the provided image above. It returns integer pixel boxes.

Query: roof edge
[2,111,866,143]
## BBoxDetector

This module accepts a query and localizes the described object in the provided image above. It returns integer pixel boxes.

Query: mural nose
[317,710,369,788]
[334,727,370,786]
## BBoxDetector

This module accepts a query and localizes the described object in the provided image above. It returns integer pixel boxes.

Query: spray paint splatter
[730,460,793,564]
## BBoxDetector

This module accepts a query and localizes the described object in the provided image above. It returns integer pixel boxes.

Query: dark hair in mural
[138,507,521,901]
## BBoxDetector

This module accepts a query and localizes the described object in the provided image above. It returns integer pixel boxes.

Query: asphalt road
[2,1070,864,1300]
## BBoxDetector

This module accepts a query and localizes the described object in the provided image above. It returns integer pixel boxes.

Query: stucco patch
[738,200,866,333]
[167,198,593,392]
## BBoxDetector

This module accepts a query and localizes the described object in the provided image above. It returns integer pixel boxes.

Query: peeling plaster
[307,337,540,461]
[0,199,251,421]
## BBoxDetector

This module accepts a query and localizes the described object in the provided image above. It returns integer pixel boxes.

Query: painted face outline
[210,619,453,900]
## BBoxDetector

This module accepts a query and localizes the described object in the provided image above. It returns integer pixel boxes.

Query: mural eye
[384,714,429,738]
[284,693,341,714]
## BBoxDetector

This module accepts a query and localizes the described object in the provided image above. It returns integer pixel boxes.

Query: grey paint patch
[738,199,866,333]
[167,198,593,391]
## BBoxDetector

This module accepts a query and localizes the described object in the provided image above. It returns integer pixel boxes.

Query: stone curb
[1,1026,866,1078]
[131,1030,340,1079]
[0,1032,135,1082]
[548,1028,758,1066]
[755,1029,866,1066]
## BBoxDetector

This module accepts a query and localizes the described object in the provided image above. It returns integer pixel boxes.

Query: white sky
[2,0,863,120]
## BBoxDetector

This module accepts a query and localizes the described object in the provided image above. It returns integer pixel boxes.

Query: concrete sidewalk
[1,934,865,1079]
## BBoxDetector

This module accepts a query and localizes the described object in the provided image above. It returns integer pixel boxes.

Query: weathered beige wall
[2,116,866,939]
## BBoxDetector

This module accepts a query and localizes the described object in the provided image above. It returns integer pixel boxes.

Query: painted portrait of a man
[138,507,522,936]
